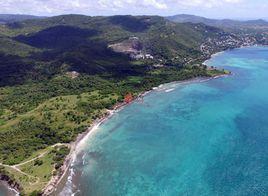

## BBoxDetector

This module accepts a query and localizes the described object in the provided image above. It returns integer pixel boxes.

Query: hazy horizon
[0,13,267,22]
[0,0,268,20]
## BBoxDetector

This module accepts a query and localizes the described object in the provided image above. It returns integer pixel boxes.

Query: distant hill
[0,14,45,24]
[167,14,268,32]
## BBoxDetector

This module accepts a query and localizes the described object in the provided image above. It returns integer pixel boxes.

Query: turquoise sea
[59,46,268,196]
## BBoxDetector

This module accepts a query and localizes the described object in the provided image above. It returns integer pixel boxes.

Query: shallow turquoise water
[62,46,268,196]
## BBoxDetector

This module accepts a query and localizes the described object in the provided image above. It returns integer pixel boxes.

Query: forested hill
[0,14,225,86]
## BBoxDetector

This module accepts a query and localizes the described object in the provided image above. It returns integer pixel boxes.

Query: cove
[61,46,268,195]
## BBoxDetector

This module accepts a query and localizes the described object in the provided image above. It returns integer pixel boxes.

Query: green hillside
[0,15,229,86]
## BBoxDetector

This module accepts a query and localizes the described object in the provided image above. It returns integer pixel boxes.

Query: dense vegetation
[0,15,227,85]
[0,14,228,194]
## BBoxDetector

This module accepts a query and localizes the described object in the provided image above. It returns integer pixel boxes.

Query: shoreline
[0,175,20,196]
[41,46,235,195]
[42,100,131,195]
[0,181,19,196]
[47,76,231,195]
[43,90,151,195]
[0,45,243,195]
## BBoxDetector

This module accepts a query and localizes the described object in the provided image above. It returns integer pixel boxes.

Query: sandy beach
[42,96,140,195]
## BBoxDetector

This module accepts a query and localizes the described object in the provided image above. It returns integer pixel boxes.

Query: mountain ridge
[167,14,268,32]
[0,14,45,24]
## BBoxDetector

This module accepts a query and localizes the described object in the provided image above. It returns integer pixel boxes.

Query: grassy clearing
[18,152,54,190]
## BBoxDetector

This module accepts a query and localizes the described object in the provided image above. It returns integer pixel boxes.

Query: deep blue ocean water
[59,46,268,196]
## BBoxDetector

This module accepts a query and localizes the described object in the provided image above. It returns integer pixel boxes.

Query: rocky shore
[0,174,21,195]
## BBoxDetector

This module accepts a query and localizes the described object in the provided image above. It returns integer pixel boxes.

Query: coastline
[0,46,236,195]
[42,100,130,195]
[47,76,231,195]
[0,181,19,196]
[54,45,268,196]
[202,51,224,66]
[0,175,20,196]
[43,47,235,195]
[202,44,266,66]
[43,89,154,195]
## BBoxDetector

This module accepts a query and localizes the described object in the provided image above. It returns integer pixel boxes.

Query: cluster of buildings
[130,53,154,60]
[109,32,268,69]
[200,33,258,55]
